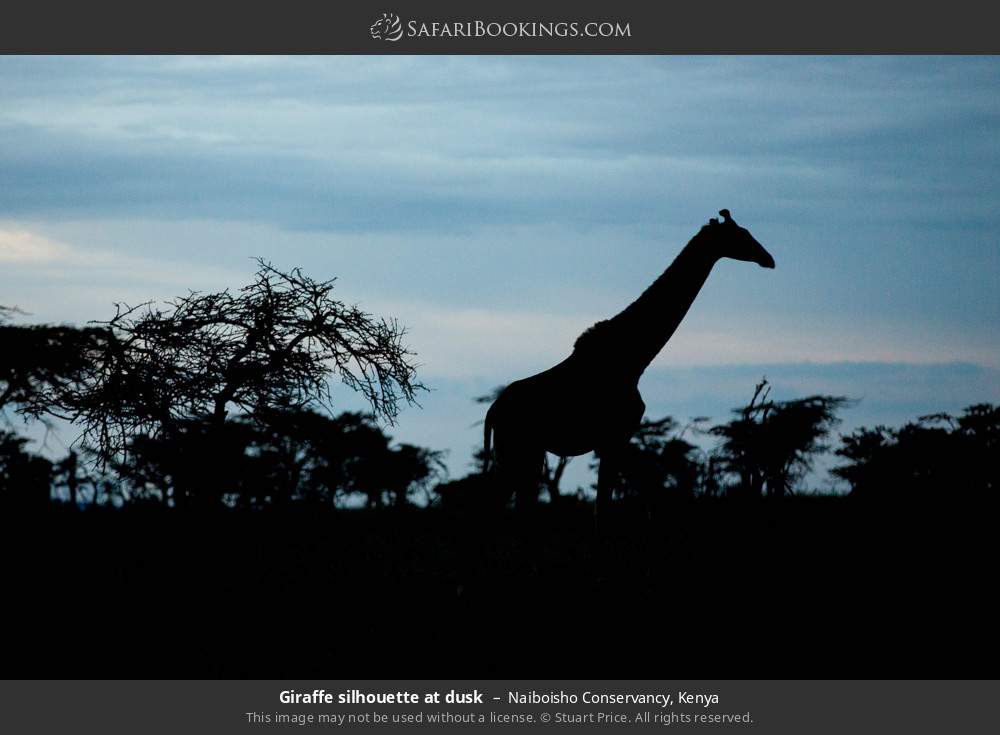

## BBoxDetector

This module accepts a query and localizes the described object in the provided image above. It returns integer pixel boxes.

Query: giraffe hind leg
[494,434,545,510]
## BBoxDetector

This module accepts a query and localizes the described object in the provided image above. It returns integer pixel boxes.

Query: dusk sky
[1,56,997,489]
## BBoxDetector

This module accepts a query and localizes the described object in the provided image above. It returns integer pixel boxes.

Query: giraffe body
[483,210,775,512]
[490,356,644,453]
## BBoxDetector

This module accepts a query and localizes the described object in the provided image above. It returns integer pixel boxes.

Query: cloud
[2,56,998,235]
[0,221,240,321]
[0,228,75,263]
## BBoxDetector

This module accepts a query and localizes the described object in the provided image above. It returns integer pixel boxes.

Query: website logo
[370,12,403,42]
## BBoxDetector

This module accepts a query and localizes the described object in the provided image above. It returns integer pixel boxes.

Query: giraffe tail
[482,402,496,475]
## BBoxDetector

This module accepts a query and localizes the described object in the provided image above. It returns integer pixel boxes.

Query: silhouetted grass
[2,494,994,678]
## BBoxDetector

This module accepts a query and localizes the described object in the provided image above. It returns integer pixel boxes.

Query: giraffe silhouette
[482,210,775,513]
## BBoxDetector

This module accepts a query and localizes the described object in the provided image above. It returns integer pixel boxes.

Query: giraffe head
[703,209,775,268]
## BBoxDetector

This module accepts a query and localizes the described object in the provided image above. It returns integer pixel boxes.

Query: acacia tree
[711,379,850,498]
[35,260,424,475]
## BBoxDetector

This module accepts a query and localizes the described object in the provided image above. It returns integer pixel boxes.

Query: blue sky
[1,56,998,489]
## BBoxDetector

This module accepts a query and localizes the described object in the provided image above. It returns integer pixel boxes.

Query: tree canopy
[28,260,424,467]
[710,379,851,497]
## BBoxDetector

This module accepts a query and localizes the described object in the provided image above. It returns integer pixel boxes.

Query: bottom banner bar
[2,681,997,734]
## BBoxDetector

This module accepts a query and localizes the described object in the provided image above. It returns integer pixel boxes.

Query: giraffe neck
[611,236,718,376]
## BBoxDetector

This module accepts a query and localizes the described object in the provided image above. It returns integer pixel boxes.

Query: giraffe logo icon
[370,13,404,42]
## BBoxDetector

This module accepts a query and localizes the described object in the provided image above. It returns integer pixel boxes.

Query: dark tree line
[835,404,999,501]
[596,382,996,506]
[1,409,447,510]
[114,409,446,509]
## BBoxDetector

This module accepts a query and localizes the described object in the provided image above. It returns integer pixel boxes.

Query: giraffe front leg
[595,446,623,517]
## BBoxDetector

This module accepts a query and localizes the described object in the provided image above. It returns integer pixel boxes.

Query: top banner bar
[3,0,999,53]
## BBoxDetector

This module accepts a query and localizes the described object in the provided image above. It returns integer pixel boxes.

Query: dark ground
[2,496,996,678]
